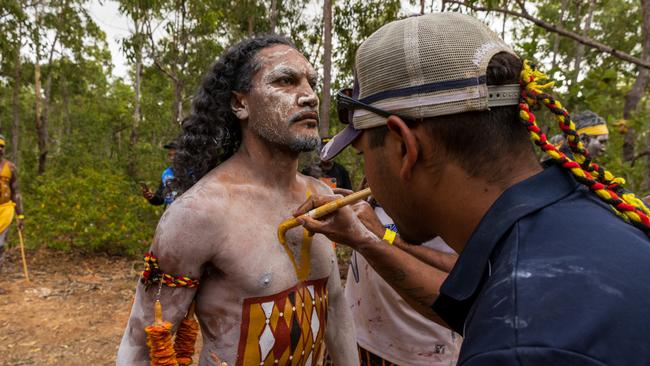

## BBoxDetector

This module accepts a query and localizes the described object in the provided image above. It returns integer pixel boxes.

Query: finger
[333,188,353,196]
[296,215,329,235]
[292,194,342,217]
[292,196,317,217]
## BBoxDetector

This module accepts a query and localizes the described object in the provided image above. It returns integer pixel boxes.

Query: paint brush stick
[278,188,372,243]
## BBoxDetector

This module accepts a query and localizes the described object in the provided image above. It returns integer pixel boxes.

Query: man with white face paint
[573,110,609,158]
[547,110,609,160]
[118,35,358,366]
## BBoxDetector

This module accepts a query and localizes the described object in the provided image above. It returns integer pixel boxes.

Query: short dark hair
[173,35,295,192]
[367,52,534,180]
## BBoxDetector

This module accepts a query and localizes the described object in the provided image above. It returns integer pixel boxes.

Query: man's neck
[232,132,302,189]
[427,163,543,253]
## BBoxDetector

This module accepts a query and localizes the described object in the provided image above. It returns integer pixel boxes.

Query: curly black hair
[173,35,295,192]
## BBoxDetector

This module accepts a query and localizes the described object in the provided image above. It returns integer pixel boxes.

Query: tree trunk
[420,0,425,15]
[11,38,21,163]
[172,79,184,126]
[627,0,650,188]
[623,0,650,167]
[320,0,332,137]
[34,62,46,175]
[38,72,52,175]
[248,15,254,36]
[570,0,596,87]
[501,10,506,39]
[270,0,277,33]
[62,75,71,136]
[127,42,142,178]
[551,0,568,71]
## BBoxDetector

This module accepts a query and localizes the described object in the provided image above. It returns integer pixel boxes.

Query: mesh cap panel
[353,12,516,129]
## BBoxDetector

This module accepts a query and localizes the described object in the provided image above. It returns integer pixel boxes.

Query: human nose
[297,82,318,109]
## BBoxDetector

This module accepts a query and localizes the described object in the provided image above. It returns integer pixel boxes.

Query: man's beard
[288,134,320,152]
[250,118,320,153]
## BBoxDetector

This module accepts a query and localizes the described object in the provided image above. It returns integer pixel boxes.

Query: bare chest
[205,201,335,297]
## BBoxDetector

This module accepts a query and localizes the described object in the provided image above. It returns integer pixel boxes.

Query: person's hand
[292,193,379,249]
[16,215,24,231]
[141,184,154,200]
[333,188,384,237]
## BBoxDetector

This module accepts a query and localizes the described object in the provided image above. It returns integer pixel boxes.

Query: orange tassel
[174,302,200,365]
[146,300,179,366]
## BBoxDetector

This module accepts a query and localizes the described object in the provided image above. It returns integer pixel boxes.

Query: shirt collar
[440,164,579,302]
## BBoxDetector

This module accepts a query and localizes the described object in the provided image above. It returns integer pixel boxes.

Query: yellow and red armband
[141,252,200,289]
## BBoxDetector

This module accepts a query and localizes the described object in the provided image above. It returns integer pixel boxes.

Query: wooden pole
[17,228,29,282]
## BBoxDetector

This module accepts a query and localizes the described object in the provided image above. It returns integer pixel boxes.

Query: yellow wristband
[382,228,397,245]
[17,214,24,219]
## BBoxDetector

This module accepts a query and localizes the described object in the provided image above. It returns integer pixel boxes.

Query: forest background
[1,0,650,256]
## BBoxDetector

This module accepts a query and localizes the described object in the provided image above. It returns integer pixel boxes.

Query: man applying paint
[118,35,358,366]
[294,13,650,366]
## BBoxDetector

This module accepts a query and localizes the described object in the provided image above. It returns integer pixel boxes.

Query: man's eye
[278,77,293,85]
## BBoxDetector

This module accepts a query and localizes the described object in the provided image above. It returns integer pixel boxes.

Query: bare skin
[334,188,458,273]
[118,45,358,365]
[294,115,542,323]
[583,133,608,158]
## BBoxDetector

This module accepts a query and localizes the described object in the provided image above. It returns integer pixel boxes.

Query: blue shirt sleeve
[460,347,607,366]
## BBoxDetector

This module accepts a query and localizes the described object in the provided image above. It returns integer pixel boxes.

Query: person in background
[302,137,353,190]
[0,134,23,273]
[141,140,179,207]
[547,110,609,160]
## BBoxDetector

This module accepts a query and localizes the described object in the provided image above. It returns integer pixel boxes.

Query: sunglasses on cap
[336,88,417,125]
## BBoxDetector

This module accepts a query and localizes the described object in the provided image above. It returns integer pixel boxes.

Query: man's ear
[386,115,419,181]
[231,91,249,120]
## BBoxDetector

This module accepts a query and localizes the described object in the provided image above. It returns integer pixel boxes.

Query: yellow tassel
[174,302,200,366]
[146,300,179,366]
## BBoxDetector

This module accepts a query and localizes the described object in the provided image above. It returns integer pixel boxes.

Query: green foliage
[22,165,160,256]
[3,0,650,257]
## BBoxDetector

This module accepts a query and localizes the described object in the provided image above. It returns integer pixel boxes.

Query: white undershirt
[344,207,462,366]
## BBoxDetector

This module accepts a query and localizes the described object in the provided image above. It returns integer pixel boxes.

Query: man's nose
[297,82,319,108]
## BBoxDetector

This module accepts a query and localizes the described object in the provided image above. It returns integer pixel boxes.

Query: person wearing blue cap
[140,140,179,208]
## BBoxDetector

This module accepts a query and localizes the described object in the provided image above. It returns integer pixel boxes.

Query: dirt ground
[0,246,194,365]
[0,245,352,365]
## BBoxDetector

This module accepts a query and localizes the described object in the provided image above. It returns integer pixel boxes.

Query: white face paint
[585,133,609,158]
[245,45,320,152]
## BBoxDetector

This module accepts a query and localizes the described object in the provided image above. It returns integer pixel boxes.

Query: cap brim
[320,125,361,161]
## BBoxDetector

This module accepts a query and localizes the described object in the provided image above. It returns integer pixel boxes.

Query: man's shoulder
[299,174,334,195]
[470,197,650,365]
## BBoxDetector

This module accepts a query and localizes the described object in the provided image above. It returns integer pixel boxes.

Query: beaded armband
[141,252,200,288]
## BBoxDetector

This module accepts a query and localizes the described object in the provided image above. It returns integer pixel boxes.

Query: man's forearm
[393,237,457,273]
[357,236,449,325]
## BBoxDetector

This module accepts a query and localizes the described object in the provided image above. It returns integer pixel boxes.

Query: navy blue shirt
[433,165,650,365]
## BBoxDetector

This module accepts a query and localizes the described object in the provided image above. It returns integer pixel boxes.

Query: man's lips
[291,111,319,126]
